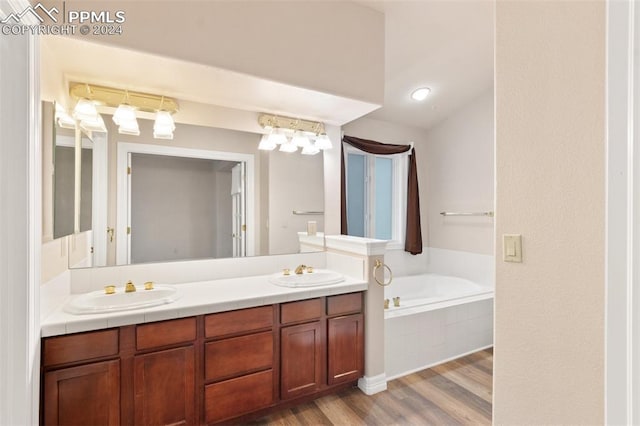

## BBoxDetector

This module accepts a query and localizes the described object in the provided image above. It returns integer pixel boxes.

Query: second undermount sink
[269,270,345,288]
[64,285,181,315]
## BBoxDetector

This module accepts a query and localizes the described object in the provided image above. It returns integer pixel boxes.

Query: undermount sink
[269,270,345,288]
[64,285,181,315]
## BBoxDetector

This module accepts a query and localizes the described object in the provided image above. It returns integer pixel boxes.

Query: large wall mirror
[44,105,326,269]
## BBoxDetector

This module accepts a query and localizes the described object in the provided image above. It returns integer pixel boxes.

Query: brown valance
[340,135,423,255]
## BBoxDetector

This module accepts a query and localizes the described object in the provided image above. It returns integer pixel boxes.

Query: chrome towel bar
[440,211,494,217]
[292,210,324,215]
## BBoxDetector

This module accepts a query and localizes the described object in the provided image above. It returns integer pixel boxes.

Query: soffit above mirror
[41,36,381,127]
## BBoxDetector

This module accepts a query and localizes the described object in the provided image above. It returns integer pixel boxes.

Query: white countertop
[41,273,368,337]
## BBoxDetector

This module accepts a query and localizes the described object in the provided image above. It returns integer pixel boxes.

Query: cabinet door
[133,346,195,426]
[280,321,323,400]
[43,360,120,426]
[328,314,364,385]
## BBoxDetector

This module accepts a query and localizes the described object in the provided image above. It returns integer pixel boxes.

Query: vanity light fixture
[314,132,332,150]
[257,113,331,155]
[279,138,298,153]
[291,130,311,148]
[301,143,320,155]
[153,110,176,140]
[410,87,431,101]
[70,82,178,139]
[55,104,76,129]
[112,101,140,136]
[78,113,107,133]
[73,98,107,133]
[258,134,277,151]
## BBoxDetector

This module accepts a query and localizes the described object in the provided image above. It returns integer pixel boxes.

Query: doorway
[115,143,255,265]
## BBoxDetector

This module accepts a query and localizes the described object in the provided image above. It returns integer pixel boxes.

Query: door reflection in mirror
[129,154,243,264]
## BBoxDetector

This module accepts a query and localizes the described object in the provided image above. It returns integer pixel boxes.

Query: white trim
[325,235,388,256]
[115,142,256,264]
[357,373,387,395]
[0,2,41,421]
[91,132,108,266]
[606,0,637,424]
[343,144,408,247]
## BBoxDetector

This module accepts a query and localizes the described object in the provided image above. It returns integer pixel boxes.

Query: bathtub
[384,273,494,380]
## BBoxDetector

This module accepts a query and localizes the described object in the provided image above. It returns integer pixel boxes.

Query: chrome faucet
[294,265,307,275]
[125,280,136,293]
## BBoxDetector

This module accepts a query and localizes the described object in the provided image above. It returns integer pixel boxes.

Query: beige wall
[494,1,605,424]
[424,88,494,255]
[48,0,384,105]
[267,149,324,255]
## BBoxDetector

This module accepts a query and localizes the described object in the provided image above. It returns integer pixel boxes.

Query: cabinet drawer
[43,329,119,367]
[136,317,196,350]
[205,369,274,424]
[280,298,323,325]
[205,305,273,338]
[205,331,273,382]
[327,292,362,316]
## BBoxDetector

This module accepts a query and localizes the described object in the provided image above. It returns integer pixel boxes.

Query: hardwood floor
[251,348,493,425]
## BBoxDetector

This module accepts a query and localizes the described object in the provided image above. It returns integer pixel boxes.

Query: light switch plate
[503,234,522,263]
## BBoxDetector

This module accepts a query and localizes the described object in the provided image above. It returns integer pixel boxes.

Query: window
[344,146,408,249]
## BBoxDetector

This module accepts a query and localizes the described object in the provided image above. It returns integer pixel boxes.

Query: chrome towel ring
[373,260,393,287]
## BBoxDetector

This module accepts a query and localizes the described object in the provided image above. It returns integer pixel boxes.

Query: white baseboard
[357,373,387,395]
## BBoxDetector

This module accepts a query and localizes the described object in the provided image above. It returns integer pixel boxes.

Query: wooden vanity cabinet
[132,318,197,426]
[326,293,365,386]
[42,359,120,426]
[204,306,276,424]
[41,291,364,425]
[41,330,121,426]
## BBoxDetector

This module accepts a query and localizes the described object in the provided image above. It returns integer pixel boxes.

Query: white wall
[494,1,605,423]
[423,88,494,255]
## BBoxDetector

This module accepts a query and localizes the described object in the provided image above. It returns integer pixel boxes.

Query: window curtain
[340,135,423,255]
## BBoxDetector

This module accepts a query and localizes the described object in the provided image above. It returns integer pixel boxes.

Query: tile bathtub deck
[251,348,493,426]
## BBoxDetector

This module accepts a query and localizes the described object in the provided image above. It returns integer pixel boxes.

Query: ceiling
[42,1,494,131]
[358,0,494,130]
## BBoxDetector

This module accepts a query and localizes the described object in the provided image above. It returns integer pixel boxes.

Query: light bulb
[258,134,276,150]
[112,104,137,125]
[291,131,310,148]
[73,99,98,122]
[153,111,175,139]
[315,133,333,150]
[301,143,320,155]
[279,139,298,153]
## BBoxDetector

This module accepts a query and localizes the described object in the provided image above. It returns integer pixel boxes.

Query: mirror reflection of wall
[129,154,239,263]
[79,133,93,233]
[53,126,76,239]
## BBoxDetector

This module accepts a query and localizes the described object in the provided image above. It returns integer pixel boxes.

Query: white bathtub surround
[385,247,494,286]
[384,273,493,379]
[326,235,388,395]
[69,250,327,294]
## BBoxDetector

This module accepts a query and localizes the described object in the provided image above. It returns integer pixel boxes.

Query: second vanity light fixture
[258,113,332,155]
[69,83,178,139]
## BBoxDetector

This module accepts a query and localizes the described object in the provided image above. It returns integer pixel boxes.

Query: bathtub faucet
[393,296,400,307]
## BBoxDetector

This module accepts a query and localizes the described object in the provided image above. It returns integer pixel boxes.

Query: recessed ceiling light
[411,87,431,101]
